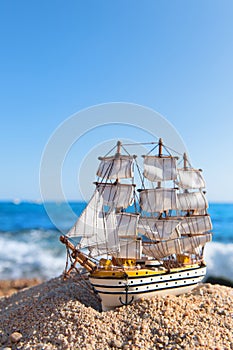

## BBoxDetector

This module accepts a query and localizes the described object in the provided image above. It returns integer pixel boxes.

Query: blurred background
[0,1,232,284]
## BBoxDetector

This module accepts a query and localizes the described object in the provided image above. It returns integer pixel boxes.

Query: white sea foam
[204,242,233,282]
[0,235,232,283]
[0,235,66,280]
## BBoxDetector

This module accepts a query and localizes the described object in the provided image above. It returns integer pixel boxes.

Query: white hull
[90,265,206,311]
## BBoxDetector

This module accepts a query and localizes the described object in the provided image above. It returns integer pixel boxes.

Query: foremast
[61,140,140,273]
[94,140,141,261]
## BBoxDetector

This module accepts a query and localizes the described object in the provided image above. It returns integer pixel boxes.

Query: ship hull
[89,264,206,311]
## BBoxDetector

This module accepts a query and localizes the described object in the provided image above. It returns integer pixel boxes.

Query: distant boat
[13,198,21,205]
[60,139,212,310]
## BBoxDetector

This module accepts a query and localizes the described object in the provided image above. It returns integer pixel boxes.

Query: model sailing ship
[60,139,212,310]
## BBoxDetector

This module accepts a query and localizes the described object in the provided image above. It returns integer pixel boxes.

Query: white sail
[143,239,182,259]
[116,213,139,238]
[138,217,181,240]
[143,156,177,182]
[177,169,205,189]
[105,211,120,252]
[67,191,104,239]
[97,155,135,179]
[179,215,212,235]
[89,241,119,257]
[177,191,208,211]
[179,233,212,254]
[97,183,134,209]
[117,239,142,259]
[142,233,212,259]
[81,210,120,256]
[79,222,108,250]
[140,188,177,213]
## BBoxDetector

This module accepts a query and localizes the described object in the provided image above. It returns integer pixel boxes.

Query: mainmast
[140,138,178,214]
[157,138,163,189]
[158,138,163,157]
[115,141,122,213]
[116,140,122,158]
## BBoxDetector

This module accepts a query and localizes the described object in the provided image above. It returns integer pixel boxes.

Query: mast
[116,140,122,157]
[140,138,178,214]
[158,138,163,157]
[157,138,163,189]
[140,138,179,262]
[183,152,188,170]
[116,140,122,213]
[183,152,189,216]
[82,140,138,259]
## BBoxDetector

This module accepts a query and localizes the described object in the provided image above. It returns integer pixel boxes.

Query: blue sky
[1,0,233,202]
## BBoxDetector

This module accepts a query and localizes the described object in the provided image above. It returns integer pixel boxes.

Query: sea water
[0,202,232,282]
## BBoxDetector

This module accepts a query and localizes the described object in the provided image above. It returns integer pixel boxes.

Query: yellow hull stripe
[90,264,200,278]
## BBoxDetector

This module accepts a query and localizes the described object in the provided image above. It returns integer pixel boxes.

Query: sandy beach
[0,279,42,298]
[0,275,232,350]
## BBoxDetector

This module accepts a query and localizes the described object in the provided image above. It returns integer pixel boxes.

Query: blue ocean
[0,201,232,282]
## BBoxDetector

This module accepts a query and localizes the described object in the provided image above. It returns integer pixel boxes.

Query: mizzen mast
[183,152,188,170]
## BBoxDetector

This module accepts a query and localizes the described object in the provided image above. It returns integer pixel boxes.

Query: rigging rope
[64,245,101,300]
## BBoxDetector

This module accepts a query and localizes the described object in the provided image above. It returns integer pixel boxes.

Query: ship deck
[90,263,203,279]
